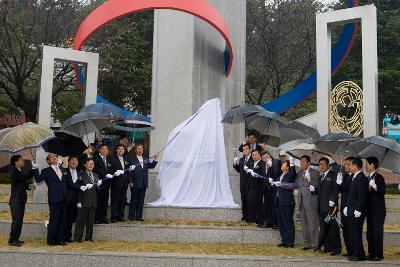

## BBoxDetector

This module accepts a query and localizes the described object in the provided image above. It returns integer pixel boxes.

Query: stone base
[0,248,399,267]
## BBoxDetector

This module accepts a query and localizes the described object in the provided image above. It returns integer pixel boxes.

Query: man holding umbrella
[8,155,39,247]
[93,144,111,224]
[239,132,262,152]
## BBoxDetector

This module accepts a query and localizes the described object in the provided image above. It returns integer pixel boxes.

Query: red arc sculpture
[73,0,233,89]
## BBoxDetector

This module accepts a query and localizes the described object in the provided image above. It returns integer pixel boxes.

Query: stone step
[1,201,399,224]
[1,248,399,267]
[1,221,399,246]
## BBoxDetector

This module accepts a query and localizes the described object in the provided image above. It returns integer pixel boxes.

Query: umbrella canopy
[351,136,400,173]
[245,110,288,137]
[61,112,112,137]
[0,122,55,153]
[222,103,265,124]
[42,130,87,157]
[287,143,335,166]
[116,115,154,132]
[316,132,360,155]
[80,103,125,120]
[279,121,321,145]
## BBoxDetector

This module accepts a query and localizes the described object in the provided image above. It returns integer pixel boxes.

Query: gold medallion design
[330,81,363,136]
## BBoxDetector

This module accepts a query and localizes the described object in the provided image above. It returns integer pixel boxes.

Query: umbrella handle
[29,149,35,161]
[83,121,90,144]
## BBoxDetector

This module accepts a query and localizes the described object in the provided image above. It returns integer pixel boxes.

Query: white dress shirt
[70,168,78,183]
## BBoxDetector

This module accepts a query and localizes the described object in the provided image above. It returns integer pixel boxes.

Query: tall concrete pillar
[148,0,246,203]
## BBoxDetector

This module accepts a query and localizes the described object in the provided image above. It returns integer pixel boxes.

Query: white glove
[354,210,361,218]
[114,171,121,177]
[336,173,343,185]
[289,156,295,166]
[267,159,272,167]
[86,184,94,190]
[97,179,102,186]
[31,161,38,169]
[233,157,239,166]
[77,203,82,208]
[129,165,136,171]
[149,158,154,163]
[329,200,335,207]
[343,207,348,216]
[106,174,113,179]
[369,179,377,190]
[309,185,315,192]
[304,171,310,181]
[243,166,250,173]
[118,170,125,176]
[250,171,257,177]
[80,186,87,192]
[268,178,273,184]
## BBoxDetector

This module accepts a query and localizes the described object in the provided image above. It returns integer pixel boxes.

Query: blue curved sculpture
[261,0,359,114]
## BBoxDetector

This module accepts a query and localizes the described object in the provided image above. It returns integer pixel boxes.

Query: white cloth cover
[149,98,238,208]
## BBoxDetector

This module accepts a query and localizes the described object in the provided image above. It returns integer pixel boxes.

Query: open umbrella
[287,143,335,166]
[316,132,360,155]
[222,103,265,124]
[351,136,400,173]
[80,103,125,120]
[245,110,288,137]
[116,115,154,132]
[279,121,321,145]
[0,122,55,154]
[42,130,87,157]
[61,112,112,137]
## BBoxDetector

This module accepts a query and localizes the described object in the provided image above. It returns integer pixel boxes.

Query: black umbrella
[351,136,400,173]
[245,110,289,137]
[42,130,87,157]
[222,103,266,124]
[61,112,112,137]
[279,121,321,145]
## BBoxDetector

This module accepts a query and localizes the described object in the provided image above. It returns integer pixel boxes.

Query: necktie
[72,169,77,183]
[88,172,94,184]
[55,166,62,180]
[119,157,125,169]
[320,173,325,181]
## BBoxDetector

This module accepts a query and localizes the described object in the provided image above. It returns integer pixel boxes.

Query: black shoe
[136,218,144,222]
[84,239,94,242]
[74,239,82,243]
[284,244,294,248]
[16,240,25,244]
[111,219,119,223]
[119,218,126,222]
[64,239,73,243]
[94,220,101,224]
[348,256,365,261]
[256,224,265,228]
[272,226,280,230]
[302,246,311,250]
[101,219,109,224]
[322,249,331,253]
[264,224,273,228]
[56,242,66,246]
[331,251,341,256]
[365,255,373,261]
[47,242,57,246]
[8,240,21,247]
[277,243,286,247]
[372,256,383,261]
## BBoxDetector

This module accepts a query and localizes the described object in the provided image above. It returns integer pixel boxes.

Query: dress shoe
[8,240,21,247]
[101,219,109,224]
[348,256,365,261]
[272,226,280,230]
[84,239,94,242]
[277,243,286,247]
[302,247,311,250]
[111,219,119,223]
[119,218,126,222]
[372,256,383,261]
[256,224,265,228]
[365,255,373,261]
[47,242,57,246]
[74,239,83,243]
[56,242,66,246]
[94,220,101,224]
[16,240,25,244]
[64,239,73,243]
[136,218,144,222]
[330,251,341,256]
[264,224,273,228]
[284,244,294,248]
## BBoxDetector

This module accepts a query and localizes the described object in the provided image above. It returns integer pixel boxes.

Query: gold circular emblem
[330,81,363,136]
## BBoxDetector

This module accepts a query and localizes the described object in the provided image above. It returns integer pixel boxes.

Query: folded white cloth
[77,203,82,208]
[329,200,335,207]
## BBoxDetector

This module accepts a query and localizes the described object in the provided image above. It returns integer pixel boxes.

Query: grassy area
[0,193,33,203]
[0,234,399,259]
[0,211,48,221]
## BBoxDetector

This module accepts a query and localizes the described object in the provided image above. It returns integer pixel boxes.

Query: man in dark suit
[365,157,386,261]
[78,143,96,171]
[238,132,262,153]
[314,157,340,255]
[266,154,282,229]
[110,144,129,223]
[34,153,69,246]
[343,157,368,261]
[337,156,353,257]
[233,143,252,222]
[74,158,102,242]
[93,144,111,224]
[245,150,267,226]
[274,160,296,248]
[260,150,275,228]
[128,144,158,221]
[64,156,86,243]
[8,155,39,247]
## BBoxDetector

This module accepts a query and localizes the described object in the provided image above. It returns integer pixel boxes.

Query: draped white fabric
[149,98,238,208]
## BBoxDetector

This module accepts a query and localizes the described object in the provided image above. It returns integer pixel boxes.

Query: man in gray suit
[295,155,319,250]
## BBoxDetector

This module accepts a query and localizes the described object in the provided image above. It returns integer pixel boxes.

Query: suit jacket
[367,172,386,218]
[9,167,39,204]
[238,143,262,152]
[35,166,68,204]
[338,173,352,212]
[269,157,282,181]
[346,171,368,216]
[65,168,82,204]
[233,155,253,192]
[295,168,319,210]
[93,154,111,181]
[316,170,338,213]
[78,171,100,208]
[78,153,92,171]
[128,155,157,189]
[110,154,129,189]
[248,159,267,193]
[276,171,296,206]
